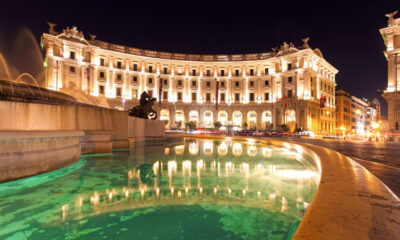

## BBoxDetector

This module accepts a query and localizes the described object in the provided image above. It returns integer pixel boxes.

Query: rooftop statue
[302,37,310,48]
[46,22,58,35]
[386,11,398,26]
[128,91,158,119]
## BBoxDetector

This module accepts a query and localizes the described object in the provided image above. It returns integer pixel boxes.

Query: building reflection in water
[60,139,320,222]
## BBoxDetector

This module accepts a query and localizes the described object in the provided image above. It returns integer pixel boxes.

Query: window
[148,78,153,84]
[265,80,269,86]
[148,66,153,73]
[221,69,225,76]
[250,69,254,76]
[192,81,196,87]
[178,80,183,86]
[235,81,239,87]
[132,89,137,98]
[206,69,211,76]
[220,81,225,87]
[249,93,255,102]
[69,51,75,59]
[117,61,122,69]
[235,69,239,76]
[100,58,105,66]
[116,87,122,97]
[163,79,168,85]
[310,77,313,84]
[206,93,211,102]
[287,77,292,83]
[311,89,314,97]
[177,92,182,101]
[235,93,240,102]
[287,63,292,70]
[100,71,105,78]
[99,85,105,95]
[192,92,197,101]
[163,91,168,100]
[250,81,254,87]
[192,69,196,76]
[69,66,75,73]
[163,67,168,74]
[265,92,269,101]
[132,76,137,83]
[133,64,138,71]
[288,90,293,98]
[206,81,211,87]
[220,93,225,102]
[148,90,153,98]
[264,68,269,75]
[116,74,122,80]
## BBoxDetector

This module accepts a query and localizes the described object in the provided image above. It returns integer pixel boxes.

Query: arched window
[160,109,170,128]
[232,111,242,127]
[189,110,199,124]
[217,111,228,125]
[203,110,214,128]
[175,110,185,128]
[247,111,257,129]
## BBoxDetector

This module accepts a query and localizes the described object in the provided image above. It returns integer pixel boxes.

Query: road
[279,137,400,197]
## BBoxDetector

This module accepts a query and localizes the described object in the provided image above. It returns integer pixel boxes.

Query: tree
[280,124,289,133]
[243,122,248,130]
[164,120,169,126]
[214,121,222,129]
[185,121,196,130]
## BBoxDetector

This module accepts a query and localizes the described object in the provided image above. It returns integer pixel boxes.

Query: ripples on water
[0,138,320,240]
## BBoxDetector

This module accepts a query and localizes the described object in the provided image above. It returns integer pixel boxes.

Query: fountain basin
[0,130,83,182]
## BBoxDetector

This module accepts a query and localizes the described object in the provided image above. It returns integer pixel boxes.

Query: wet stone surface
[281,137,400,197]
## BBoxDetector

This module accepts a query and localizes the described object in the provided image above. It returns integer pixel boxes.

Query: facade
[381,11,400,139]
[42,24,338,135]
[335,89,378,138]
[335,89,352,136]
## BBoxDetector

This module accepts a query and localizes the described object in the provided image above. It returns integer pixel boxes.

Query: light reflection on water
[0,138,319,240]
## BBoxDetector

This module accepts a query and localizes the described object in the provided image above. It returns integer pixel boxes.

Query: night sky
[1,0,399,115]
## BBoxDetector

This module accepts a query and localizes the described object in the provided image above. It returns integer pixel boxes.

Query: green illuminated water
[0,138,319,240]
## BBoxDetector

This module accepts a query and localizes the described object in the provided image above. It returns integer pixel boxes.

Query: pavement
[277,137,400,197]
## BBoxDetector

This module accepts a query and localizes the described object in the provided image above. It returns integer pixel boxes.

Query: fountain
[0,27,109,107]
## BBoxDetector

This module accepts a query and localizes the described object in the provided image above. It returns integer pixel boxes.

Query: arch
[189,110,199,127]
[203,110,214,128]
[247,111,257,129]
[217,110,228,126]
[175,109,185,129]
[232,111,242,128]
[262,110,273,130]
[160,109,170,128]
[285,109,296,132]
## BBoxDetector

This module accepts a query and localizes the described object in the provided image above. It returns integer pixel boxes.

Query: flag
[284,95,287,108]
[320,95,326,108]
[86,67,90,92]
[215,79,219,110]
[159,77,163,107]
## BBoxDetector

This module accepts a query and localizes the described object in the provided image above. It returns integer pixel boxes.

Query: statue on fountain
[128,91,157,119]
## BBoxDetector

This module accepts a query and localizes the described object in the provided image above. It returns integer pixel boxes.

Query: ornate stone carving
[386,11,398,26]
[46,22,58,35]
[302,37,310,49]
[89,34,97,41]
[128,91,157,119]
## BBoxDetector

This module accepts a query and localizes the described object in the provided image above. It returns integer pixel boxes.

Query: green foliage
[242,122,248,129]
[214,121,222,129]
[280,124,289,133]
[164,120,169,126]
[185,121,196,130]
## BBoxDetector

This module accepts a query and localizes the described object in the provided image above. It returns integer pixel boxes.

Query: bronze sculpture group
[128,91,158,119]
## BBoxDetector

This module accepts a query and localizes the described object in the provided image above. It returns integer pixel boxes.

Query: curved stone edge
[0,130,84,182]
[185,135,400,240]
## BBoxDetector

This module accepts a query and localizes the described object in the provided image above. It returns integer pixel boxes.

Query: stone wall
[0,131,83,182]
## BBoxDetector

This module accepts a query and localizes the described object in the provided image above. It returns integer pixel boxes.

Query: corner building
[42,25,338,135]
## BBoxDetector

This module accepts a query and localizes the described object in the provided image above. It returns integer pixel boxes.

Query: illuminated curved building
[42,25,338,134]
